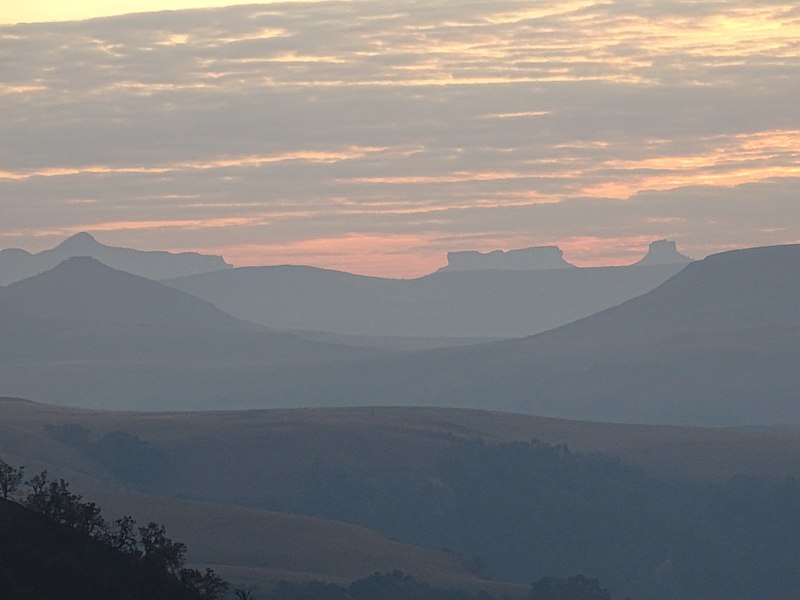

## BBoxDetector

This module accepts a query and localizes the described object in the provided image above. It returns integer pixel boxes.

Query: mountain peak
[55,232,101,252]
[634,240,692,266]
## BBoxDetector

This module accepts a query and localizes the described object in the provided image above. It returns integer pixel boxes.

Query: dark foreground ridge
[0,497,218,600]
[0,459,618,600]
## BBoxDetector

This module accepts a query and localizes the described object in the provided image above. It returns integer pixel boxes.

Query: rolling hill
[4,398,800,600]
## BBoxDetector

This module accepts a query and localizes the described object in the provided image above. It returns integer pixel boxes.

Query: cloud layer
[1,1,798,275]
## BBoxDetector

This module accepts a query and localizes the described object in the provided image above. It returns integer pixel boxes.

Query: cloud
[0,1,798,275]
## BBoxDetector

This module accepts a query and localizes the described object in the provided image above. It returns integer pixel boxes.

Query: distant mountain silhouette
[437,246,575,272]
[633,240,692,266]
[2,256,245,329]
[6,244,797,425]
[167,262,686,339]
[0,232,231,285]
[272,244,799,425]
[0,259,374,408]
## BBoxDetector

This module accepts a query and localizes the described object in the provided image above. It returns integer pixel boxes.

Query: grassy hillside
[5,399,800,599]
[93,492,522,597]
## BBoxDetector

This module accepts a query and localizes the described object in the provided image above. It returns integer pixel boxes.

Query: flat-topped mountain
[634,239,693,266]
[0,232,231,285]
[437,246,576,272]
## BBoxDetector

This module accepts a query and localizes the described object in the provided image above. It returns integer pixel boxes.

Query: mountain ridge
[0,232,231,285]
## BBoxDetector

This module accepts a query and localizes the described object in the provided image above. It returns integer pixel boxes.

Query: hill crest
[2,256,246,329]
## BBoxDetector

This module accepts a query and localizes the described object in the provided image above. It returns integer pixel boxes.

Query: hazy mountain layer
[266,244,799,425]
[0,232,231,285]
[153,244,800,425]
[166,263,686,339]
[3,245,799,426]
[0,259,376,409]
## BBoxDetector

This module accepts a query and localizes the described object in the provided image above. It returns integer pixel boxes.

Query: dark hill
[1,257,247,329]
[0,498,199,600]
[0,260,376,408]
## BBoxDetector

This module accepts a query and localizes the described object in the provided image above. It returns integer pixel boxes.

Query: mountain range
[0,243,796,425]
[0,234,690,339]
[0,257,377,409]
[260,244,799,425]
[0,232,231,285]
[166,240,689,339]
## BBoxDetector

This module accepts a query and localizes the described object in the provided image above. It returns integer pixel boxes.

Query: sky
[1,1,799,276]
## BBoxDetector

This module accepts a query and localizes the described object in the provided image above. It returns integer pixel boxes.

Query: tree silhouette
[4,470,229,599]
[234,587,257,600]
[103,515,140,555]
[0,458,24,500]
[139,521,187,573]
[23,470,105,534]
[180,567,230,599]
